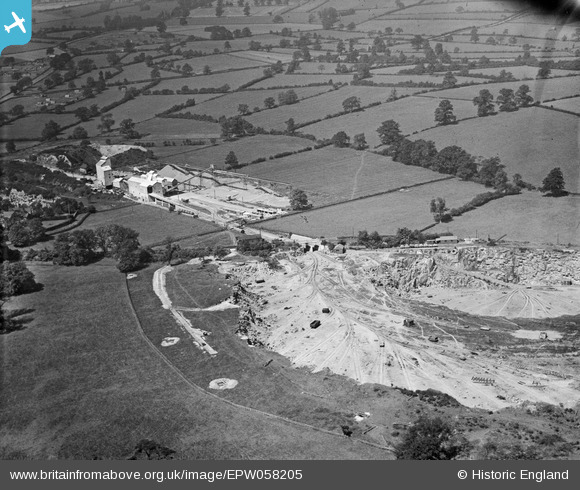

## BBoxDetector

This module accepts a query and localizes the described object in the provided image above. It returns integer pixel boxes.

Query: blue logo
[1,0,32,55]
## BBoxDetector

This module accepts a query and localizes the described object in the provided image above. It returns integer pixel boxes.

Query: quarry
[220,245,580,411]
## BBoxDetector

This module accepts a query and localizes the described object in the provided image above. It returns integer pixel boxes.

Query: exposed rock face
[378,247,580,292]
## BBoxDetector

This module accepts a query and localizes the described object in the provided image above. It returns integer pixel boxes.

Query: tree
[157,20,167,33]
[5,141,16,153]
[264,97,276,109]
[182,63,193,75]
[53,230,98,266]
[71,126,89,139]
[95,225,140,259]
[352,133,368,150]
[225,151,238,168]
[318,7,339,30]
[537,62,551,79]
[106,52,121,66]
[41,120,61,141]
[515,84,534,107]
[285,117,296,135]
[203,65,212,75]
[331,131,350,148]
[342,96,361,113]
[478,157,504,187]
[542,167,566,196]
[430,197,448,222]
[74,106,92,122]
[395,416,468,460]
[441,71,457,89]
[377,119,403,146]
[244,3,251,16]
[9,104,24,117]
[215,0,224,17]
[434,99,456,125]
[473,89,495,117]
[98,113,115,133]
[497,88,517,112]
[289,189,309,210]
[120,118,139,139]
[410,35,424,50]
[278,89,298,105]
[1,261,38,298]
[150,66,161,78]
[238,103,250,115]
[470,27,479,43]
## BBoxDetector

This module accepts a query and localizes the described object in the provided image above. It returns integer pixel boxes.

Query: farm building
[96,157,113,188]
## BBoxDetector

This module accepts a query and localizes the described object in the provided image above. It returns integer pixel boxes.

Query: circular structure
[209,378,238,390]
[161,337,180,347]
[127,273,138,280]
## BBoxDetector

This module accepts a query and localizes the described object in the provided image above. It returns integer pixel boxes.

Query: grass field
[262,178,487,238]
[252,74,354,89]
[412,107,580,193]
[152,68,266,92]
[159,134,314,169]
[304,96,477,147]
[128,263,403,450]
[75,204,222,246]
[543,96,580,114]
[244,146,451,206]
[244,85,421,131]
[430,192,580,246]
[4,113,76,140]
[136,117,221,140]
[0,262,391,459]
[179,86,331,119]
[434,75,580,104]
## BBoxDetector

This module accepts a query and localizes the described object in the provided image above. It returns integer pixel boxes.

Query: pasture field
[126,264,393,458]
[108,63,178,83]
[152,67,266,92]
[358,19,492,35]
[83,93,220,129]
[543,96,580,114]
[392,1,520,14]
[304,96,477,147]
[432,76,580,104]
[160,134,314,169]
[470,66,579,80]
[430,192,580,246]
[262,178,487,238]
[226,50,294,64]
[243,146,453,206]
[169,53,267,74]
[251,74,354,89]
[172,230,234,250]
[135,117,220,140]
[3,113,76,140]
[0,262,389,459]
[244,85,419,131]
[75,204,222,246]
[412,107,580,193]
[179,86,332,119]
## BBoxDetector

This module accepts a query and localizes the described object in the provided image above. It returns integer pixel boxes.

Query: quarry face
[222,247,580,411]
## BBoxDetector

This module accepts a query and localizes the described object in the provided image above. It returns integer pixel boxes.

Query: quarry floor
[219,250,580,411]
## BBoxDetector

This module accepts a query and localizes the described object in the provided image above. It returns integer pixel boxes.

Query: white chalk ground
[161,337,180,347]
[209,378,238,390]
[220,251,580,410]
[417,286,580,319]
[93,144,148,157]
[511,330,563,340]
